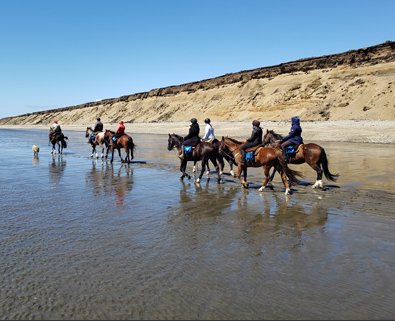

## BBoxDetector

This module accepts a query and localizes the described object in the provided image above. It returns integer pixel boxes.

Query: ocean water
[1,128,394,320]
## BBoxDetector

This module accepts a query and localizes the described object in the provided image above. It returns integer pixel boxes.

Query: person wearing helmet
[88,117,104,144]
[239,120,263,163]
[202,118,215,142]
[179,118,200,159]
[280,116,303,162]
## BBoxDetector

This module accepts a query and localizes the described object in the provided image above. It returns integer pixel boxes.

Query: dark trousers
[281,140,294,160]
[240,142,258,160]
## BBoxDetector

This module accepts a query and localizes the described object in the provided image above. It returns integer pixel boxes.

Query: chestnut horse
[49,128,68,154]
[167,134,221,183]
[263,129,339,188]
[104,130,136,164]
[85,127,109,159]
[219,136,303,195]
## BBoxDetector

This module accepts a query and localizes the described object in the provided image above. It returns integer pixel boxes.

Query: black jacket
[184,123,200,140]
[247,127,263,145]
[94,121,103,132]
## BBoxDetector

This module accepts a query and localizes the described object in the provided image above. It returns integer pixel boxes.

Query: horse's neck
[225,139,241,153]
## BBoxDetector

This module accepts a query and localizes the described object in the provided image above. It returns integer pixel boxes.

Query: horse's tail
[128,137,135,160]
[275,149,304,184]
[320,147,339,182]
[62,138,67,149]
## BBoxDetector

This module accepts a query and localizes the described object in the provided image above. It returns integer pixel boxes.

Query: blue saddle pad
[90,133,95,140]
[184,146,193,154]
[245,151,254,161]
[286,146,295,154]
[112,136,117,142]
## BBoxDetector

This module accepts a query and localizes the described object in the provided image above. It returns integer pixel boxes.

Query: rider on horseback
[202,118,215,142]
[179,118,200,159]
[50,120,62,140]
[281,116,304,162]
[239,120,263,163]
[88,117,104,144]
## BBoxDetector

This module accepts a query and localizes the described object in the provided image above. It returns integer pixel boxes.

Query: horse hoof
[196,178,201,183]
[205,171,210,175]
[259,186,265,192]
[285,189,290,195]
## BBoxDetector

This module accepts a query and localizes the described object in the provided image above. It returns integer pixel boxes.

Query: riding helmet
[204,118,211,124]
[252,120,260,127]
[54,120,57,123]
[291,116,300,122]
[97,117,101,121]
[190,118,197,124]
[119,120,124,125]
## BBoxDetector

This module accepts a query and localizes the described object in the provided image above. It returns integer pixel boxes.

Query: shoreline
[1,120,394,144]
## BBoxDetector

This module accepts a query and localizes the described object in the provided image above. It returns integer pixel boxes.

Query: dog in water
[32,145,40,156]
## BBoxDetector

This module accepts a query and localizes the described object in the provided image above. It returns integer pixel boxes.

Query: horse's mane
[171,133,184,141]
[226,137,244,144]
[107,130,115,134]
[267,130,283,140]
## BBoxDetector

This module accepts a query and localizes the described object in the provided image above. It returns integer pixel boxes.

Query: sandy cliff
[1,41,394,125]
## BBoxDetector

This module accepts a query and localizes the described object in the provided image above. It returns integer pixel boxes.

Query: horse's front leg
[193,161,197,173]
[259,166,272,192]
[91,144,96,158]
[180,160,190,180]
[110,146,115,163]
[237,164,248,188]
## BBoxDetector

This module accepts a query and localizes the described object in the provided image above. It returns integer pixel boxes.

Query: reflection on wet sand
[32,155,39,165]
[49,154,66,187]
[86,160,134,208]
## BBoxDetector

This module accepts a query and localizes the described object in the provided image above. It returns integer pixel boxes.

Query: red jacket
[116,121,125,135]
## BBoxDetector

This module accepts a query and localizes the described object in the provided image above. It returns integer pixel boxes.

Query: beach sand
[2,120,395,144]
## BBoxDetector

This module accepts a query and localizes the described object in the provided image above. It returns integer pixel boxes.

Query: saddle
[285,144,303,158]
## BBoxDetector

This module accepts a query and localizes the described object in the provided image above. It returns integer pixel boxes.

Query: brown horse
[193,139,236,177]
[49,129,68,154]
[85,127,109,159]
[104,130,136,164]
[167,133,221,183]
[263,129,339,188]
[219,136,303,195]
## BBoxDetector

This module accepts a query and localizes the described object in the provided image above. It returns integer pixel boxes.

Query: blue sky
[0,0,394,119]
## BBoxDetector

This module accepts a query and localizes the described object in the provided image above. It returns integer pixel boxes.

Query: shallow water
[1,128,394,320]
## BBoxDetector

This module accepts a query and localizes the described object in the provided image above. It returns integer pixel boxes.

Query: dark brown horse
[85,127,109,159]
[104,130,136,164]
[49,129,68,154]
[167,134,221,183]
[193,139,236,177]
[219,136,303,194]
[263,129,339,188]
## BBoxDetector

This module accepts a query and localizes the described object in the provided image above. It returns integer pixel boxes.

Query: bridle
[220,139,241,158]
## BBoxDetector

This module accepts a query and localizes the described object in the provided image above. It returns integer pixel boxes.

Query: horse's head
[85,127,92,138]
[219,136,227,154]
[168,134,182,151]
[263,129,282,147]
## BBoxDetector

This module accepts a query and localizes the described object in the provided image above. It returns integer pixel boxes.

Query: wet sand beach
[0,127,394,319]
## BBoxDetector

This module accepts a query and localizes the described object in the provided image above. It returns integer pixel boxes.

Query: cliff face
[1,41,395,125]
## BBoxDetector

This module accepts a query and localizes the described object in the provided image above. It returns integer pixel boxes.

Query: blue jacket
[282,118,303,145]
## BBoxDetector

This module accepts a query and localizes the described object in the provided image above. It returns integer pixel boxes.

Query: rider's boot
[281,146,288,162]
[179,147,185,159]
[239,149,246,163]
